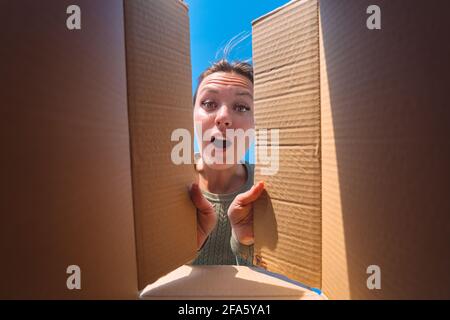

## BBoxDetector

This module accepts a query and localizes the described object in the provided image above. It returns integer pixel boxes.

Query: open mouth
[211,136,232,149]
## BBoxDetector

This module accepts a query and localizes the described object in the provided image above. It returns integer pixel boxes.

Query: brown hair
[193,59,253,105]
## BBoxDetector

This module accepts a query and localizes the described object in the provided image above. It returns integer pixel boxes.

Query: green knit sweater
[189,162,254,266]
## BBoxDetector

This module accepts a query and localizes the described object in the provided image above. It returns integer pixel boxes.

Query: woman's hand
[227,181,265,246]
[189,183,217,250]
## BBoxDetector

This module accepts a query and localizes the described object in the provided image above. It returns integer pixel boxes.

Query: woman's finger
[234,181,265,206]
[189,183,214,213]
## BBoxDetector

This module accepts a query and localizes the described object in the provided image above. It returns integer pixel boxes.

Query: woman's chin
[204,162,236,171]
[201,151,239,170]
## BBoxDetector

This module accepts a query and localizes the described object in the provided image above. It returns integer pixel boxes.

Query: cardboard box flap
[252,0,321,289]
[0,0,138,299]
[320,0,450,299]
[124,0,197,290]
[140,265,325,300]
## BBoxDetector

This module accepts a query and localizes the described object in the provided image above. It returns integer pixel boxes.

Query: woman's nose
[215,106,232,128]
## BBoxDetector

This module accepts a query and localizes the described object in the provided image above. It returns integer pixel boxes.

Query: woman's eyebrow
[200,86,253,99]
[236,91,253,99]
[199,88,220,95]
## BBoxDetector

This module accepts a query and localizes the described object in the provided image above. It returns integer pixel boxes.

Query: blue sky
[185,0,290,161]
[185,0,291,91]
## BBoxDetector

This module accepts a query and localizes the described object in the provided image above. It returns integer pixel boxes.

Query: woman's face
[194,71,254,170]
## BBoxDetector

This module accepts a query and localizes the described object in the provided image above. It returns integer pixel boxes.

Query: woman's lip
[210,136,232,149]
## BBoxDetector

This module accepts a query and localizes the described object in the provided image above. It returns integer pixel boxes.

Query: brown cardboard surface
[0,0,137,299]
[320,0,450,299]
[124,0,197,290]
[140,265,325,300]
[257,146,320,205]
[252,0,321,289]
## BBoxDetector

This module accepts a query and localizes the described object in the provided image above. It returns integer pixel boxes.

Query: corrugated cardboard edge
[177,0,189,11]
[122,0,140,297]
[252,0,307,26]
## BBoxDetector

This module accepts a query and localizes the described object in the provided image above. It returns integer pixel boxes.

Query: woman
[189,59,265,266]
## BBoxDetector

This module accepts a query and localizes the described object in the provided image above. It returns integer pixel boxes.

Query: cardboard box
[2,0,448,300]
[1,0,322,300]
[253,0,450,299]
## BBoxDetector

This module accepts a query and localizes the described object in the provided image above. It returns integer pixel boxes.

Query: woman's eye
[201,100,217,110]
[234,104,250,112]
